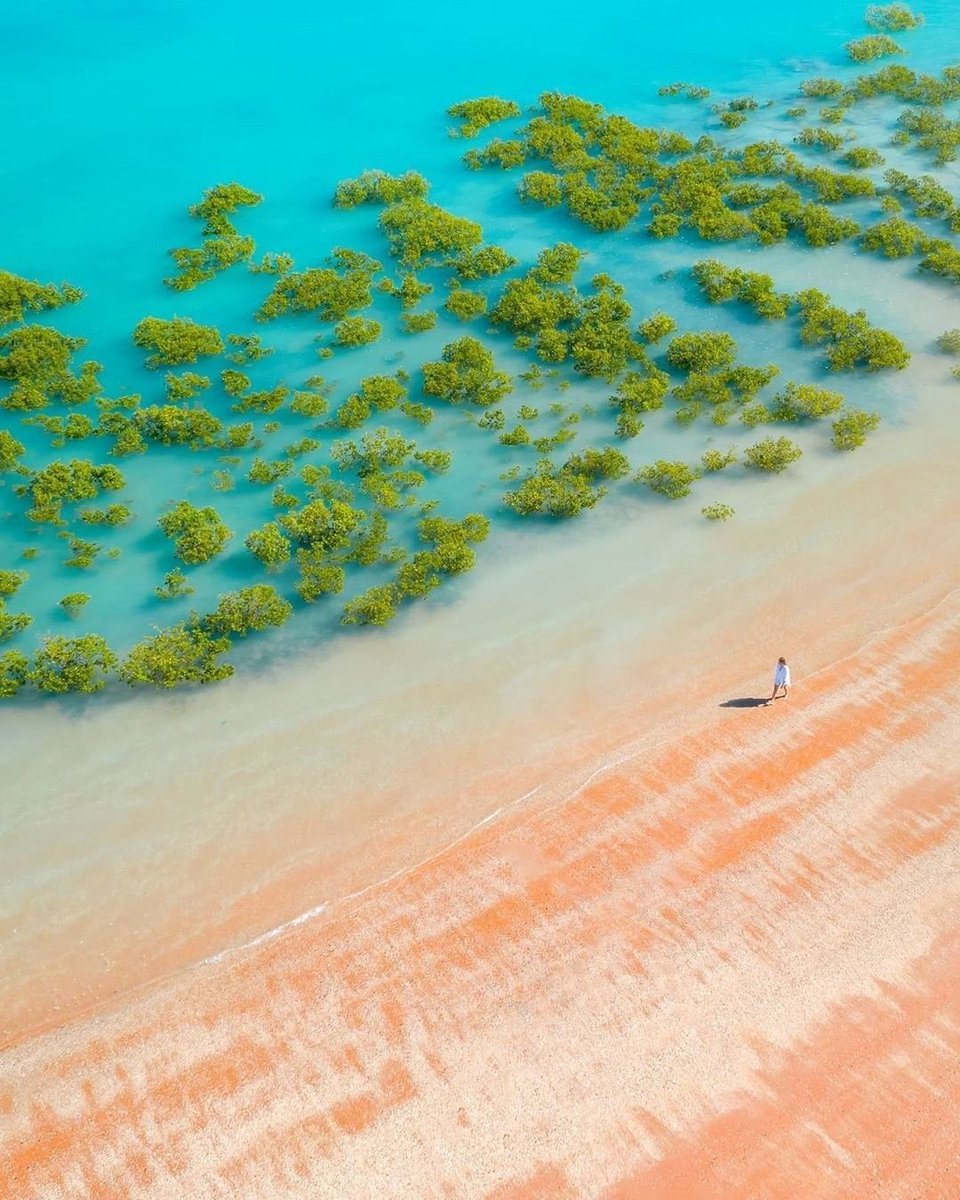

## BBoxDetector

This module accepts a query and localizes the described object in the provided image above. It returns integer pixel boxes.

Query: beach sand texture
[3,580,959,1198]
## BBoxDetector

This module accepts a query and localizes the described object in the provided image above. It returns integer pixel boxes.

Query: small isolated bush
[0,570,28,599]
[447,96,521,138]
[846,35,905,61]
[444,287,488,321]
[59,592,90,616]
[832,408,881,449]
[155,568,194,600]
[245,521,292,570]
[0,604,32,643]
[499,424,531,446]
[743,436,803,472]
[158,501,232,564]
[333,316,382,347]
[701,448,737,471]
[937,329,960,353]
[701,502,736,521]
[800,77,845,98]
[637,312,677,344]
[636,459,701,499]
[843,146,886,169]
[401,311,437,334]
[865,5,923,31]
[770,381,845,421]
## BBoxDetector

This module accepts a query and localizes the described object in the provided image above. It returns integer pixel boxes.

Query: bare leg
[781,685,789,700]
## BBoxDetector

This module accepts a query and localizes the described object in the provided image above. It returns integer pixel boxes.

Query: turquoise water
[2,0,960,674]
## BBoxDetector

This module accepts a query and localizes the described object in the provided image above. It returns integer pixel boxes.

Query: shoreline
[3,362,960,1048]
[3,576,959,1197]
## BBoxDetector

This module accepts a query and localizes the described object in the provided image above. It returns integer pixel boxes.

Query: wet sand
[2,581,959,1198]
[3,362,960,1194]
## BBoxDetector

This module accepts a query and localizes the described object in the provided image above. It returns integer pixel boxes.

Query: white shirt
[774,663,790,686]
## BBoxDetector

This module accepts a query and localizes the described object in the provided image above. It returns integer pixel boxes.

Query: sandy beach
[3,373,960,1196]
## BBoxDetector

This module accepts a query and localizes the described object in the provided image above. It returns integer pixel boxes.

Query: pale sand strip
[2,589,959,1199]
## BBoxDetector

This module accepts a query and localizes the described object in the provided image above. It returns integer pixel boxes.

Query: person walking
[766,656,790,704]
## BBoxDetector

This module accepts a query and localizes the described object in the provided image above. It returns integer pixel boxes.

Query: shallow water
[3,0,960,1041]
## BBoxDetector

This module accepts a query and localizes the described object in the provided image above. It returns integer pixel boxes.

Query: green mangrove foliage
[136,404,222,446]
[16,459,125,524]
[30,634,116,694]
[0,602,32,643]
[0,325,102,411]
[846,35,905,61]
[133,317,224,367]
[422,337,513,406]
[226,333,273,363]
[743,436,803,472]
[158,501,232,564]
[257,250,379,321]
[610,368,670,437]
[379,273,434,308]
[0,570,28,599]
[335,373,407,429]
[770,381,845,421]
[701,448,737,471]
[0,429,25,470]
[796,289,910,370]
[245,521,292,570]
[637,312,677,344]
[636,459,702,499]
[897,109,960,166]
[832,408,882,448]
[691,260,791,318]
[59,592,90,617]
[333,170,430,209]
[333,315,382,347]
[164,183,262,290]
[701,502,736,520]
[379,198,483,267]
[658,82,711,100]
[444,286,488,321]
[454,244,518,280]
[202,585,292,637]
[448,97,521,137]
[2,22,934,704]
[859,216,931,257]
[0,271,83,326]
[503,454,612,517]
[865,5,923,30]
[0,651,30,698]
[120,623,233,688]
[842,146,886,168]
[164,371,210,401]
[666,331,738,372]
[155,568,194,600]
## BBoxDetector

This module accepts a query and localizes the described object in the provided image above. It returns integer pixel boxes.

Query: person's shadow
[719,697,769,708]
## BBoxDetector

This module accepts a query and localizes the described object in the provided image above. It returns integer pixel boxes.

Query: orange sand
[3,585,959,1198]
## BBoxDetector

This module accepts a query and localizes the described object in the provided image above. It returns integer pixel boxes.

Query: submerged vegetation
[3,3,943,700]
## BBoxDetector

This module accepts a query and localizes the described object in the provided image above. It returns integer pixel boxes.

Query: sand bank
[2,575,959,1198]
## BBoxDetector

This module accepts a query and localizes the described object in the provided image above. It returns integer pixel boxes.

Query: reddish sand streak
[2,595,960,1198]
